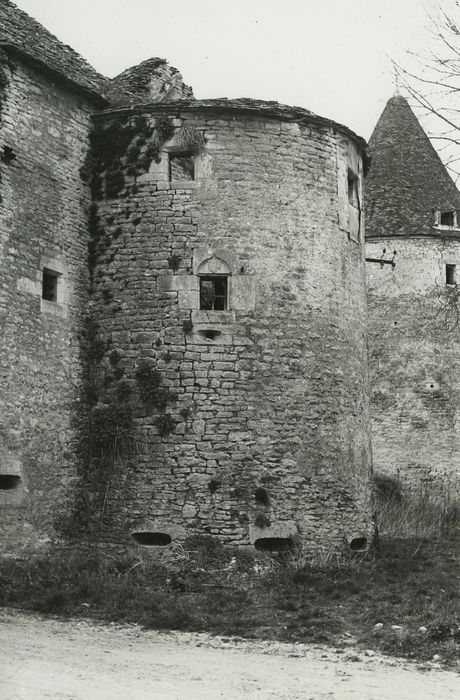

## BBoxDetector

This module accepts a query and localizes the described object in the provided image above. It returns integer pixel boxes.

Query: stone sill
[153,180,198,191]
[433,225,460,233]
[192,310,236,325]
[40,299,67,318]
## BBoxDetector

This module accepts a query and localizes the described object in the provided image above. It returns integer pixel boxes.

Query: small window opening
[0,474,21,490]
[254,537,293,552]
[169,153,195,181]
[446,264,456,285]
[42,269,59,302]
[253,487,270,506]
[348,170,359,208]
[1,146,16,164]
[349,537,368,552]
[441,211,455,226]
[131,531,172,546]
[200,276,228,311]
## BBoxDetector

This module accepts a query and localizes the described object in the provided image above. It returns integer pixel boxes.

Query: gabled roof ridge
[0,0,109,102]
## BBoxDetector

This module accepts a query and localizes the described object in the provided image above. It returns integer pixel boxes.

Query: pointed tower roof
[365,95,460,239]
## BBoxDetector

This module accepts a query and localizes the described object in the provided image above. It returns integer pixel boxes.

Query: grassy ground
[0,531,459,670]
[1,475,459,668]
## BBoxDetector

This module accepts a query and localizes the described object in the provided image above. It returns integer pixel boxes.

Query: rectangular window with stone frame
[199,276,228,311]
[42,268,61,302]
[168,152,195,181]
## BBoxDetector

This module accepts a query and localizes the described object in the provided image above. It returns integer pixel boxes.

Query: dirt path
[0,610,458,699]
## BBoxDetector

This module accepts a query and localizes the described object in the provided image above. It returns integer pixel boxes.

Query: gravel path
[0,610,458,699]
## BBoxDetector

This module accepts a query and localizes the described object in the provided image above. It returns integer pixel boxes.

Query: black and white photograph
[0,1,459,697]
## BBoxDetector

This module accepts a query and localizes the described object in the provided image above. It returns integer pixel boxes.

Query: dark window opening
[169,153,195,181]
[131,531,172,546]
[1,146,16,164]
[349,537,368,552]
[200,276,228,311]
[0,475,21,490]
[253,487,270,506]
[42,269,59,302]
[441,211,455,226]
[254,537,293,552]
[348,171,359,208]
[446,264,456,285]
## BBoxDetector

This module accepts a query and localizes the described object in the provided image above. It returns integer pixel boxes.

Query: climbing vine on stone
[81,114,175,199]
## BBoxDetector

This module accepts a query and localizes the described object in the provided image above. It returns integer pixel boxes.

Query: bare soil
[0,610,458,699]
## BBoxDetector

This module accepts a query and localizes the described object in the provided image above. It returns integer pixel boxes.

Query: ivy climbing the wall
[81,113,175,200]
[67,316,179,536]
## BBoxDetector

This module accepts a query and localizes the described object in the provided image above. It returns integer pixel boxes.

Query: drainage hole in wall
[254,537,292,552]
[0,475,21,491]
[198,329,221,341]
[131,531,172,546]
[349,537,368,552]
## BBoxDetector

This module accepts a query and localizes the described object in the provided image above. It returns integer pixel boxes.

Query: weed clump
[374,473,460,538]
[1,534,459,669]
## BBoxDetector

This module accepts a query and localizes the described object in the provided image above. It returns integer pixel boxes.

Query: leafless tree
[395,1,460,179]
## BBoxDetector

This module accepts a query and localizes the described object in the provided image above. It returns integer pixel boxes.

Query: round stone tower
[366,95,460,495]
[87,98,373,554]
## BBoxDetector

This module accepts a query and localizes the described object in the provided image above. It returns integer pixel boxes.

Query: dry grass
[1,481,459,669]
[1,527,459,669]
[374,472,460,538]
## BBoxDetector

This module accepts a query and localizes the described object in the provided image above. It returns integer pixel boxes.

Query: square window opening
[169,153,195,182]
[441,210,455,227]
[199,276,228,311]
[348,170,359,209]
[42,268,60,302]
[446,264,456,285]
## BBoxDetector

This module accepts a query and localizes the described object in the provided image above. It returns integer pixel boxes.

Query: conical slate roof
[365,95,460,238]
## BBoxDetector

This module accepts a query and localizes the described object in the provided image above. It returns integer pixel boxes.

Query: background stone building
[366,95,460,495]
[0,0,374,555]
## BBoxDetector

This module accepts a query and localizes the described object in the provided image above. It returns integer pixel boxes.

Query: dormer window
[441,211,455,226]
[437,210,458,228]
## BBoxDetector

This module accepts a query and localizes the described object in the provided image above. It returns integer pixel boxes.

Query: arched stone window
[197,256,231,311]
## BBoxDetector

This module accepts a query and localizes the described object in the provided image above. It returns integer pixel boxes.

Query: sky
[12,0,440,140]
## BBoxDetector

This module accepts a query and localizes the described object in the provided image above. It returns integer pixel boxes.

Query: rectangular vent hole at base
[131,531,172,546]
[254,537,293,552]
[349,537,368,552]
[0,474,22,490]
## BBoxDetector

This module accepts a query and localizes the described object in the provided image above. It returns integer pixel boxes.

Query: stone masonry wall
[86,104,374,554]
[366,236,460,494]
[0,55,93,552]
